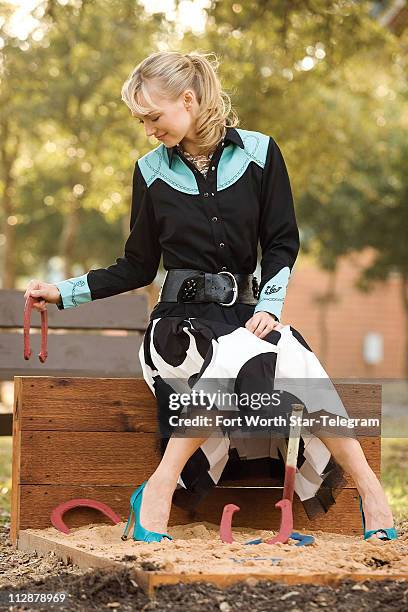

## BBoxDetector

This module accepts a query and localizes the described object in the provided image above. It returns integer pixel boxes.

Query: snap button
[211,216,218,222]
[211,166,215,171]
[219,242,225,248]
[203,192,209,197]
[211,192,215,196]
[221,266,227,271]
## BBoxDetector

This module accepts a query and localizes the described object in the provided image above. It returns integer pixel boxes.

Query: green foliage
[1,0,166,279]
[0,0,407,292]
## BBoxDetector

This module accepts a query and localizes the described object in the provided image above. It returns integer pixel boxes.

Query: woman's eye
[138,117,160,124]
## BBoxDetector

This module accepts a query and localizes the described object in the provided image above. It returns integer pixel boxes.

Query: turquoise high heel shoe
[121,480,173,543]
[359,495,398,541]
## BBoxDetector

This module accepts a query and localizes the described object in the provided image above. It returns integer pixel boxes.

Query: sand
[25,521,408,579]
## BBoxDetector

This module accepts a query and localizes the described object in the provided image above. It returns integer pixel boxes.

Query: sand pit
[20,521,408,583]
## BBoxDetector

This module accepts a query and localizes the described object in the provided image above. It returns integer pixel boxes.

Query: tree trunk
[2,182,16,289]
[0,120,20,289]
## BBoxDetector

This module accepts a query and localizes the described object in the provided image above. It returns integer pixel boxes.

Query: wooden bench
[0,288,150,435]
[11,376,381,544]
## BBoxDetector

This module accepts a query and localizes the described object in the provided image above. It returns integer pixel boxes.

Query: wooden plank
[18,530,122,570]
[17,531,152,594]
[20,432,161,485]
[15,485,364,536]
[11,378,22,544]
[17,530,407,599]
[19,431,380,486]
[14,377,381,433]
[145,571,408,596]
[15,377,158,432]
[0,289,149,329]
[1,335,144,378]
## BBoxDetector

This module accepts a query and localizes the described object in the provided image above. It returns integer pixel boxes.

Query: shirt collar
[166,126,244,169]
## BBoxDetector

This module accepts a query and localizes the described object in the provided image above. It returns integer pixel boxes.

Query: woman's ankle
[148,471,178,492]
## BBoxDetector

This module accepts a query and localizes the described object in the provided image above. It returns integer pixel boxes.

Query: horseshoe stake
[24,295,48,362]
[51,499,122,535]
[220,405,305,546]
[265,404,304,545]
[219,503,240,543]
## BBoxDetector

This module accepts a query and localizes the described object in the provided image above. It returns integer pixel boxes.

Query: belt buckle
[217,271,238,306]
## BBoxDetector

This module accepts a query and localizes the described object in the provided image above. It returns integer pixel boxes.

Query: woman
[24,51,397,543]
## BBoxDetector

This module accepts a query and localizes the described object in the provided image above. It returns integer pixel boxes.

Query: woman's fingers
[245,312,264,333]
[252,320,267,337]
[24,279,42,300]
[255,322,273,339]
[23,279,50,311]
[245,312,278,338]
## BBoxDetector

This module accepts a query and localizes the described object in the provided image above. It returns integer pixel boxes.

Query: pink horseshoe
[51,498,122,535]
[219,503,240,543]
[264,498,293,544]
[24,295,48,363]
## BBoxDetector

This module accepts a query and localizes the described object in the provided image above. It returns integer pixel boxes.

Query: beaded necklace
[177,127,227,178]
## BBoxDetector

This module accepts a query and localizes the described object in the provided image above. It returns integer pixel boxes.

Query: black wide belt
[158,269,259,307]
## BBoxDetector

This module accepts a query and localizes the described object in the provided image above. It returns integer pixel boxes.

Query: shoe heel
[121,504,135,541]
[359,495,365,530]
[121,482,146,541]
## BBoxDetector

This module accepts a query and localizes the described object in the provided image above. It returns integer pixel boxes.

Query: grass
[382,437,408,522]
[0,436,407,527]
[0,437,12,526]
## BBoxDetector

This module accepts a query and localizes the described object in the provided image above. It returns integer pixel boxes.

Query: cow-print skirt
[139,301,351,520]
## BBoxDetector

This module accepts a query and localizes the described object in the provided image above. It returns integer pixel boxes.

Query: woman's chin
[157,133,169,142]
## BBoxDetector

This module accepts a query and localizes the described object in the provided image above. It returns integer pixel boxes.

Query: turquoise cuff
[54,273,92,309]
[254,266,290,321]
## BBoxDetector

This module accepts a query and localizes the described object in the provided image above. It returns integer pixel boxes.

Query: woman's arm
[55,162,161,309]
[254,136,300,322]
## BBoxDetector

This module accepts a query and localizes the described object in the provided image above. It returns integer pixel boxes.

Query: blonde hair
[121,51,239,153]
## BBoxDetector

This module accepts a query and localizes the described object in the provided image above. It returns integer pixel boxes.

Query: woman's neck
[178,126,226,157]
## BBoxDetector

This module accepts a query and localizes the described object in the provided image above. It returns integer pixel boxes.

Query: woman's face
[133,81,198,147]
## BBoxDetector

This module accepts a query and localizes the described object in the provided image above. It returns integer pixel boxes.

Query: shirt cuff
[254,266,290,321]
[54,273,92,309]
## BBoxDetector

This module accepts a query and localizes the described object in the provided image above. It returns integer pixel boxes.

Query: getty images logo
[264,284,282,295]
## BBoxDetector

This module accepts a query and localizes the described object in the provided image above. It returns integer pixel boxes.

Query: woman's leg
[316,435,394,539]
[139,435,209,533]
[138,433,395,538]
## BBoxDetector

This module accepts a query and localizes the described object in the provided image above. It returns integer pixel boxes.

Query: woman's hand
[245,311,279,339]
[24,280,61,312]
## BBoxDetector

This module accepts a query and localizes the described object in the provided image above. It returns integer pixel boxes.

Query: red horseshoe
[51,498,122,535]
[264,498,293,544]
[219,503,240,543]
[24,295,48,363]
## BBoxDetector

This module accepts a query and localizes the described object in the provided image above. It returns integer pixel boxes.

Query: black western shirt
[55,126,300,321]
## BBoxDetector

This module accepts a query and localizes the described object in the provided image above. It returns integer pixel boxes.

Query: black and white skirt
[139,301,350,520]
